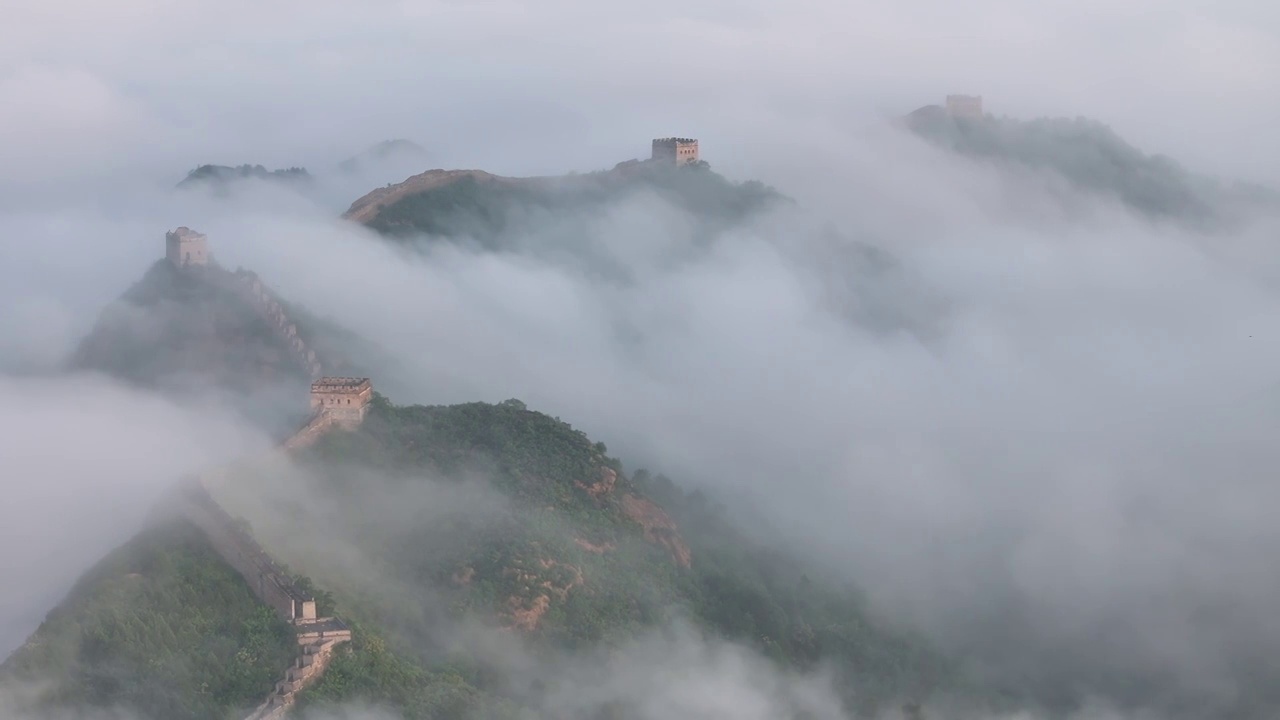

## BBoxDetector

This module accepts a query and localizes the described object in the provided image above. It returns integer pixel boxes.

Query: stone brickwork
[161,226,371,718]
[651,137,699,165]
[177,479,316,621]
[310,377,372,428]
[243,637,345,720]
[180,395,360,720]
[166,227,210,267]
[164,228,324,381]
[281,411,334,451]
[220,268,324,381]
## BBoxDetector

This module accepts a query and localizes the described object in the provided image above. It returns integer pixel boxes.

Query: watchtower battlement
[945,94,983,119]
[652,137,699,165]
[310,377,373,428]
[166,227,210,267]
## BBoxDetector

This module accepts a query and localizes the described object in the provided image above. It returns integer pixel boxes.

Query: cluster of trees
[178,164,313,189]
[286,395,975,718]
[6,395,985,719]
[0,520,297,720]
[364,161,784,249]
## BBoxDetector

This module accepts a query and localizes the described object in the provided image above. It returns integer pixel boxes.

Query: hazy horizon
[4,2,1280,718]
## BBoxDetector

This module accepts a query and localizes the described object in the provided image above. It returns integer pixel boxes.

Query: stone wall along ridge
[164,228,368,717]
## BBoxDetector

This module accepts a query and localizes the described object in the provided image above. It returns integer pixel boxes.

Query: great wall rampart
[165,226,323,382]
[162,227,370,718]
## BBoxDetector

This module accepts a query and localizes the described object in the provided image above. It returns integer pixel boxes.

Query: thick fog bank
[0,372,272,657]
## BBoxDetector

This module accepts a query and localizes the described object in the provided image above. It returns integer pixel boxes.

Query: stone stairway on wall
[196,264,325,380]
[165,229,369,718]
[180,396,359,719]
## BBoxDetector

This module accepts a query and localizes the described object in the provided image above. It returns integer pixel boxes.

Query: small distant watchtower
[310,377,373,429]
[945,95,983,119]
[166,227,209,267]
[652,137,699,165]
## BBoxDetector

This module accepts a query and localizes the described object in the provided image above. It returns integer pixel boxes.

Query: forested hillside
[253,396,977,718]
[0,520,297,720]
[346,160,783,250]
[903,107,1278,228]
[177,164,313,191]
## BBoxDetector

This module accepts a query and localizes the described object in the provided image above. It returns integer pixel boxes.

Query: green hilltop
[244,395,973,718]
[0,521,297,719]
[3,394,981,720]
[7,154,993,720]
[342,159,784,250]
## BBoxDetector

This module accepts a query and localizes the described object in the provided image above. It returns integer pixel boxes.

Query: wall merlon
[651,137,699,165]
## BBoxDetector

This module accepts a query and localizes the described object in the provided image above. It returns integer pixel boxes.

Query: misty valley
[5,12,1280,720]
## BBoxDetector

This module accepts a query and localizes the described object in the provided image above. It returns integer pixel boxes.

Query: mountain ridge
[901,101,1279,228]
[6,228,968,719]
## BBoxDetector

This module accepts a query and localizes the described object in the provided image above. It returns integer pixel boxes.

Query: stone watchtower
[945,95,983,119]
[310,377,373,429]
[166,227,210,267]
[652,137,699,165]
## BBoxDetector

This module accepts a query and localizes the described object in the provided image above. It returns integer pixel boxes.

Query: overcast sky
[4,2,1280,717]
[2,0,1279,189]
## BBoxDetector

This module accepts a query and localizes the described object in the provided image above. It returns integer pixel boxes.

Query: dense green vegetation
[177,163,312,190]
[282,395,970,718]
[364,160,783,248]
[0,520,297,720]
[904,108,1278,227]
[3,393,981,719]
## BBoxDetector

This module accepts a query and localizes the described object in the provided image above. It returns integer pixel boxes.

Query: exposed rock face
[619,494,692,568]
[502,559,584,632]
[576,466,617,498]
[507,595,551,633]
[573,538,615,554]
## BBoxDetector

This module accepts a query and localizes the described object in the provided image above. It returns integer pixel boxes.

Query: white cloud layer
[3,0,1280,717]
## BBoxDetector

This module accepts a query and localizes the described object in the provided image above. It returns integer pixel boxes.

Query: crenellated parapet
[309,377,372,427]
[223,267,324,380]
[651,137,699,165]
[160,225,368,719]
[163,228,325,381]
[166,227,210,267]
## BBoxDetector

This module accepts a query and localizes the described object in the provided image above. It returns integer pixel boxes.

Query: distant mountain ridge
[902,103,1279,228]
[177,164,313,191]
[342,158,783,250]
[5,219,977,719]
[175,140,431,197]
